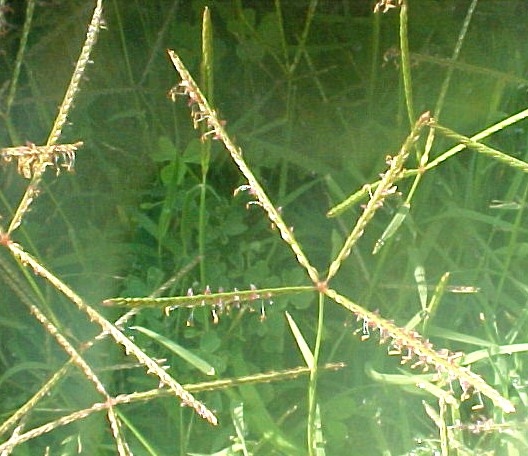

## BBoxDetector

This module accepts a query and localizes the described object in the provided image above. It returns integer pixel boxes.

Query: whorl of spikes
[165,49,516,417]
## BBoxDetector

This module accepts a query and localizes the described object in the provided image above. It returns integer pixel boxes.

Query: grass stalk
[494,183,528,315]
[168,49,320,285]
[198,7,213,285]
[326,111,430,281]
[327,106,528,218]
[288,0,318,75]
[307,292,325,455]
[3,0,35,116]
[7,0,103,235]
[4,238,218,426]
[398,0,414,127]
[324,288,515,413]
[0,363,344,453]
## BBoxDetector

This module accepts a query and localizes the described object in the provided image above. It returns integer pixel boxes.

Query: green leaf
[285,311,314,368]
[182,138,204,164]
[130,326,215,376]
[232,350,304,455]
[256,12,282,50]
[231,402,249,456]
[151,135,179,162]
[313,404,326,456]
[200,331,221,353]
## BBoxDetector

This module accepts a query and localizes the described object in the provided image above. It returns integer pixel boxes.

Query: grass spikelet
[325,288,515,414]
[167,46,516,424]
[7,0,103,234]
[1,141,82,178]
[167,49,320,285]
[103,284,314,315]
[426,118,528,173]
[47,0,103,146]
[325,111,431,281]
[27,304,132,455]
[4,239,219,426]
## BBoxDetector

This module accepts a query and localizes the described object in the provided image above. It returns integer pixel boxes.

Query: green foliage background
[1,1,527,454]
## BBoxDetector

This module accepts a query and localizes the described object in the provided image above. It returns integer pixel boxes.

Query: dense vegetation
[1,1,527,454]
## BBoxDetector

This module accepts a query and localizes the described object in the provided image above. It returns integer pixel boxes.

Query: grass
[1,0,528,454]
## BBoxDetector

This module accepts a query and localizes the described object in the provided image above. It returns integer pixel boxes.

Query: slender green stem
[198,7,213,285]
[289,0,318,74]
[494,183,528,307]
[274,0,290,68]
[4,0,35,116]
[428,120,528,173]
[399,1,414,127]
[368,12,381,117]
[407,0,477,205]
[327,106,528,218]
[307,292,325,455]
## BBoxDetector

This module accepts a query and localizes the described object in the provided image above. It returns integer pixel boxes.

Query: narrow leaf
[131,326,215,376]
[285,311,314,369]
